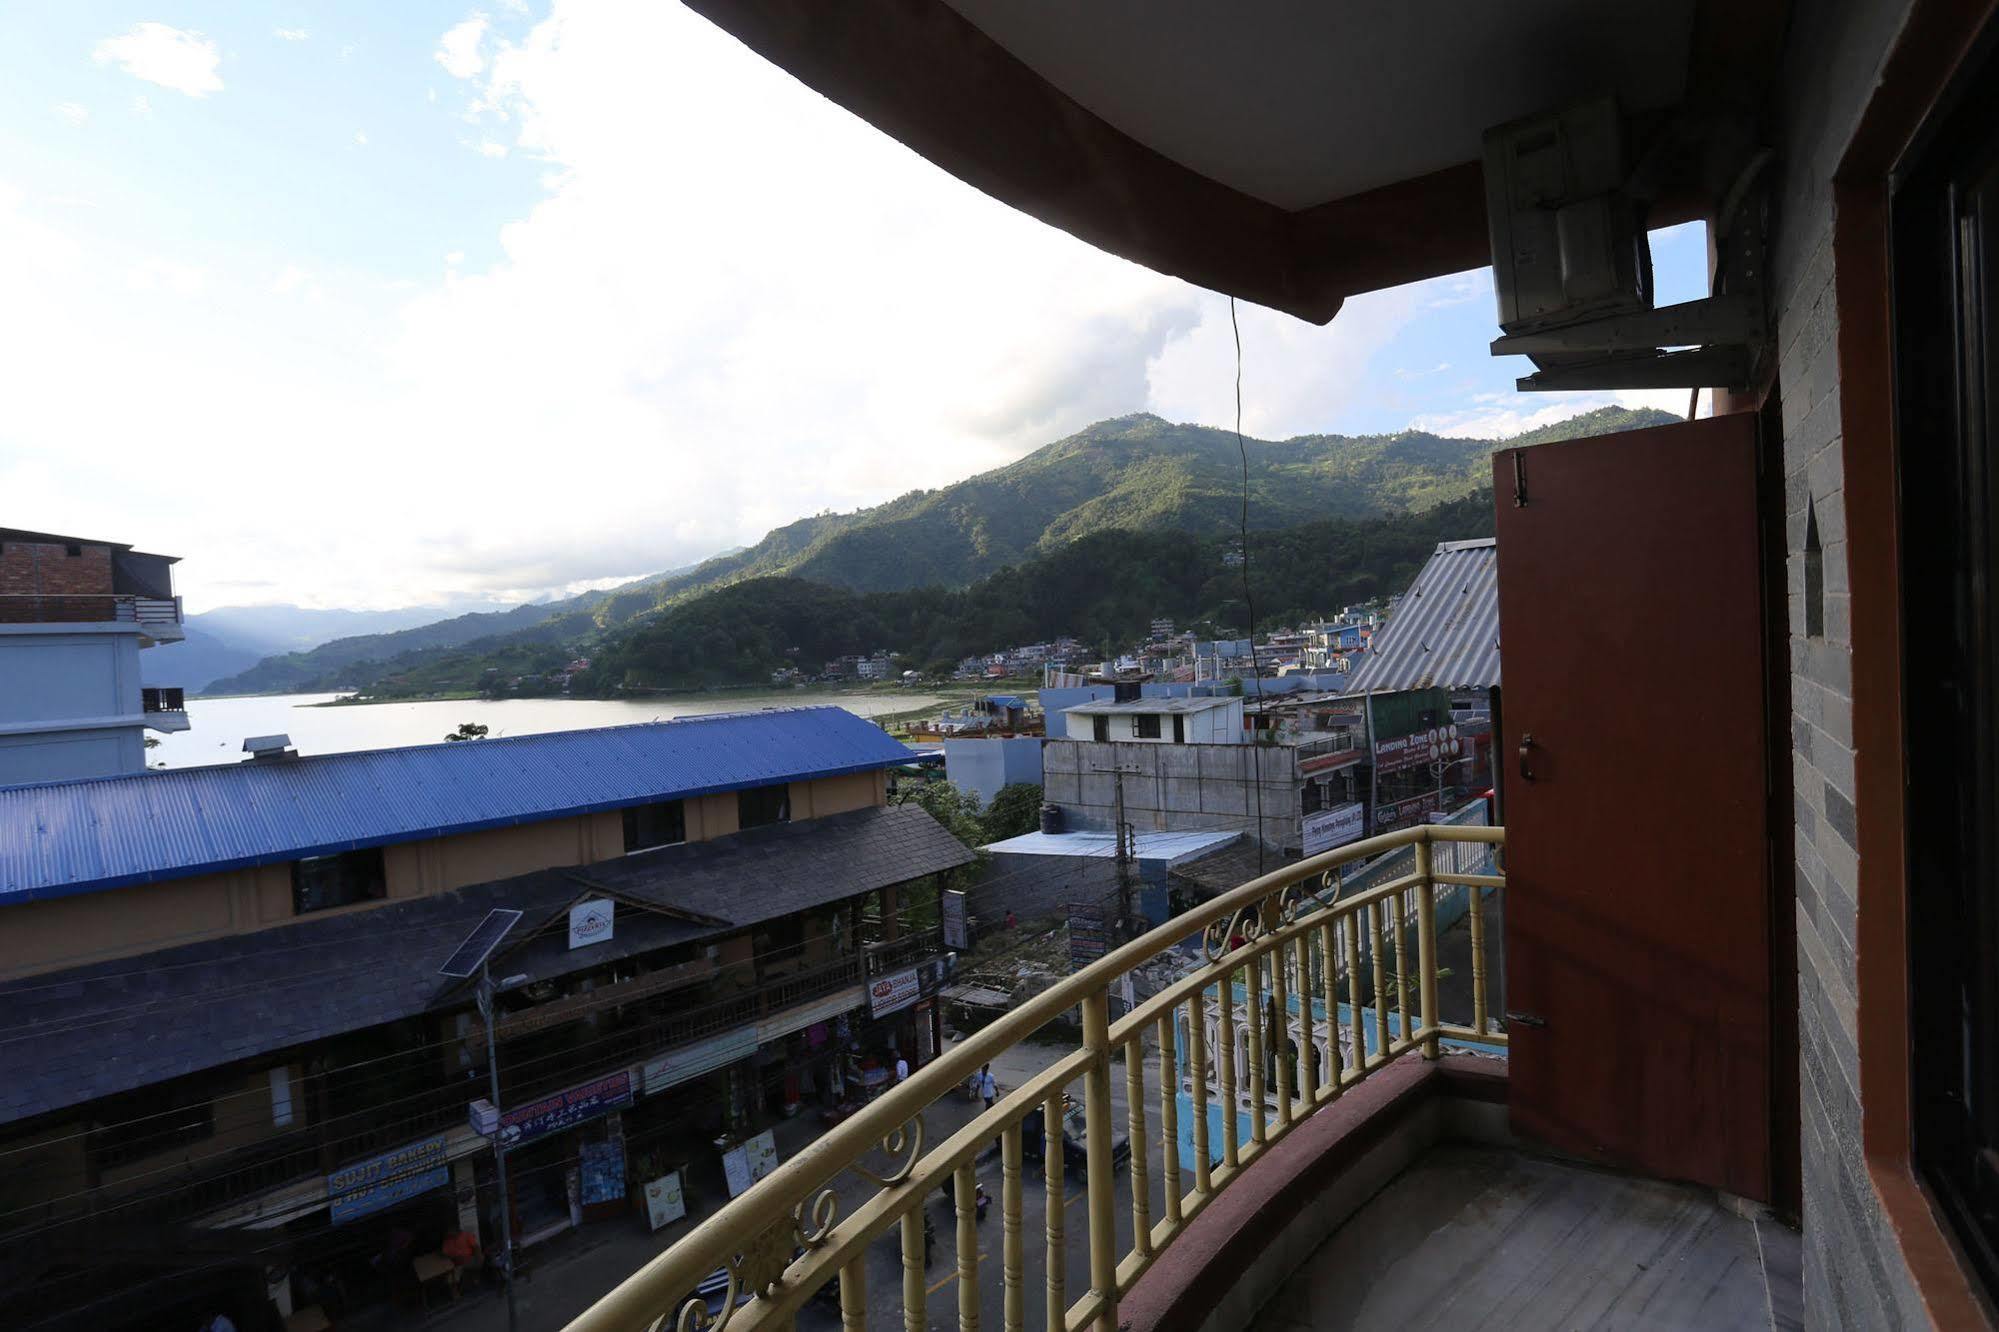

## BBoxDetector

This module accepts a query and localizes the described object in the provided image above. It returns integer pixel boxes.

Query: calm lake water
[150,690,948,769]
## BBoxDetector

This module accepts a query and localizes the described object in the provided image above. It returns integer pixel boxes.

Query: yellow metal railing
[570,823,1505,1332]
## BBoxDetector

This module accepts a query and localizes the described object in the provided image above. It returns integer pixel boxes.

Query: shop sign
[568,897,615,950]
[1373,727,1462,775]
[1067,904,1108,970]
[500,1071,633,1148]
[642,1027,758,1096]
[327,1134,450,1225]
[643,1171,687,1230]
[1373,795,1444,834]
[1302,803,1366,856]
[942,889,968,950]
[721,1129,780,1198]
[869,967,921,1017]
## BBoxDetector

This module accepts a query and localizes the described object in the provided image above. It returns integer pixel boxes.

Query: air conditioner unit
[1481,98,1768,392]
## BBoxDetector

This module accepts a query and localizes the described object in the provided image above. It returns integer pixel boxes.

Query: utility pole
[1089,761,1143,941]
[477,964,520,1332]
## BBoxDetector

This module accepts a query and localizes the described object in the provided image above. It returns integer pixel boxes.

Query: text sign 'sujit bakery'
[499,1071,633,1148]
[327,1134,451,1225]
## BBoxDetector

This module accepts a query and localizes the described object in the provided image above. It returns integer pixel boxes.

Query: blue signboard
[327,1134,451,1225]
[579,1139,627,1205]
[499,1071,633,1149]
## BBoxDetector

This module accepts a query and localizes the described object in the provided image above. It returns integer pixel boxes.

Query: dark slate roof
[0,707,918,904]
[1343,539,1501,694]
[0,804,972,1127]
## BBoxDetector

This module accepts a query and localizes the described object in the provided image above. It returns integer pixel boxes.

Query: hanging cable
[1231,297,1268,876]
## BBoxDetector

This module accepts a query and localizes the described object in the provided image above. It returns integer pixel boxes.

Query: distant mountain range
[198,404,1675,697]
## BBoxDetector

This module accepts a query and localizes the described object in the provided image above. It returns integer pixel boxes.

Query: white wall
[0,627,150,783]
[1060,698,1244,744]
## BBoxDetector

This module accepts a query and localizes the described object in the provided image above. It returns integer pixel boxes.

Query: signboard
[499,1071,633,1148]
[1302,803,1366,856]
[327,1134,450,1225]
[869,967,922,1017]
[578,1139,627,1206]
[1067,905,1108,971]
[643,1171,687,1230]
[721,1129,780,1198]
[568,898,615,950]
[942,889,968,950]
[1372,794,1444,834]
[1373,727,1462,775]
[642,1027,759,1095]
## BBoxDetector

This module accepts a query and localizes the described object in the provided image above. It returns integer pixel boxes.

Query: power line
[1229,295,1268,878]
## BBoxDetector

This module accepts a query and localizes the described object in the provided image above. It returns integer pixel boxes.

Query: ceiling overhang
[684,0,1787,325]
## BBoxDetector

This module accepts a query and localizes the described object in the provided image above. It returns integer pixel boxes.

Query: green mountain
[206,404,1673,696]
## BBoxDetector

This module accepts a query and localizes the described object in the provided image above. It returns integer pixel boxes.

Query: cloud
[93,23,223,98]
[53,102,89,126]
[274,28,309,41]
[1411,387,1705,439]
[132,95,153,117]
[435,15,490,79]
[354,130,369,146]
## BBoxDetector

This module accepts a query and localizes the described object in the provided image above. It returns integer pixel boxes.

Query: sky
[0,3,1710,612]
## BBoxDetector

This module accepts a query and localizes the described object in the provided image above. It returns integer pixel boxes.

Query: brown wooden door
[1494,412,1773,1202]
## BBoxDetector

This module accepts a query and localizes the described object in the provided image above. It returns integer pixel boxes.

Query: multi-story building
[0,707,968,1328]
[0,527,188,783]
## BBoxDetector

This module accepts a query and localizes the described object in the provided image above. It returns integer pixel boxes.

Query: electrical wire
[1230,296,1269,876]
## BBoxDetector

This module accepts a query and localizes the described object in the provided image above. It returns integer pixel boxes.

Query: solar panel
[438,908,524,978]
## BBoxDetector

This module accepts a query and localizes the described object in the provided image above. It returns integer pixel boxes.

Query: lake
[149,690,949,769]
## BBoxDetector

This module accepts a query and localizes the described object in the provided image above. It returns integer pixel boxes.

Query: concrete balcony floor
[1252,1144,1803,1332]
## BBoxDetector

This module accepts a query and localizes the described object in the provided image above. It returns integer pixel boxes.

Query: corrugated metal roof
[1343,538,1500,694]
[0,707,915,904]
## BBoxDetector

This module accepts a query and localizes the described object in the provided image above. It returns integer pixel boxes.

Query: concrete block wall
[1043,740,1298,851]
[1772,0,1929,1325]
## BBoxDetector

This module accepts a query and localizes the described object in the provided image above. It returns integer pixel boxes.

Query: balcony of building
[0,593,185,645]
[141,686,191,733]
[566,824,1801,1332]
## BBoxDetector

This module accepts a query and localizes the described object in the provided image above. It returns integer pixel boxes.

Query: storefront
[497,1071,634,1249]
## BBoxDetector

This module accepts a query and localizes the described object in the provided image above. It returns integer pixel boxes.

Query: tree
[444,722,490,742]
[981,783,1044,842]
[898,779,988,887]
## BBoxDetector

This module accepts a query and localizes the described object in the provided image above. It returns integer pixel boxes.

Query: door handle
[1518,733,1536,782]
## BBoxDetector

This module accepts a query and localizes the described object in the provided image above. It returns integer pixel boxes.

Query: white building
[0,528,188,784]
[1060,695,1243,745]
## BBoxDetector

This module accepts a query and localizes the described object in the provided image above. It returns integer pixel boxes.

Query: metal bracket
[1491,292,1762,358]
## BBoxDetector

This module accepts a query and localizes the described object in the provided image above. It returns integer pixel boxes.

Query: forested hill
[313,494,1496,697]
[205,404,1672,695]
[621,404,1673,601]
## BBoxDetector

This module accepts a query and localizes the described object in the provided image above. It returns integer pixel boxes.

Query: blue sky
[0,3,1708,610]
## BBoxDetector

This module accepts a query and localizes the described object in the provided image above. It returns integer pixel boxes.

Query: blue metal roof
[0,707,915,904]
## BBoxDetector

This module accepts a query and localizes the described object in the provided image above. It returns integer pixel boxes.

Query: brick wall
[1773,1,1930,1325]
[0,540,116,621]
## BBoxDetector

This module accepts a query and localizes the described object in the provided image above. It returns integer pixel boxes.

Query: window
[1173,714,1186,743]
[1135,713,1161,740]
[91,1080,214,1169]
[1092,715,1110,743]
[1803,500,1825,638]
[738,784,791,829]
[1897,45,1999,1299]
[623,799,686,852]
[291,848,387,914]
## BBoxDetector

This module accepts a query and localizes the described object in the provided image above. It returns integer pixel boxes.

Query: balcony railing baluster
[1272,936,1293,1128]
[1218,968,1239,1169]
[954,1162,979,1331]
[1044,1093,1066,1329]
[1187,993,1211,1197]
[1156,1011,1182,1232]
[1125,1030,1151,1260]
[1246,953,1266,1148]
[1000,1121,1024,1332]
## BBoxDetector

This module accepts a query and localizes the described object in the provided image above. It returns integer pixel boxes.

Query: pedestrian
[894,1051,910,1083]
[1004,909,1018,930]
[974,1182,991,1224]
[975,1062,998,1111]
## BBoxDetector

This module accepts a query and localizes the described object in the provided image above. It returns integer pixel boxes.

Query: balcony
[569,825,1797,1331]
[0,593,185,644]
[141,686,191,733]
